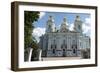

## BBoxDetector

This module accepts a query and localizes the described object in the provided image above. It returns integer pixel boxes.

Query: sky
[32,11,91,42]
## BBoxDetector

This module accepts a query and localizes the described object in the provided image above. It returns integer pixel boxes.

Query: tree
[24,11,40,61]
[24,11,40,49]
[81,49,90,59]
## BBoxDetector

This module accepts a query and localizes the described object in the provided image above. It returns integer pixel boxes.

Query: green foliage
[81,49,90,59]
[24,11,40,49]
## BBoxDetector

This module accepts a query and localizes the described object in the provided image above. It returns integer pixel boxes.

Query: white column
[66,37,68,49]
[39,50,42,61]
[57,36,60,50]
[28,48,33,62]
[78,36,80,49]
[70,36,71,49]
[59,35,62,50]
[48,36,51,50]
[68,37,69,49]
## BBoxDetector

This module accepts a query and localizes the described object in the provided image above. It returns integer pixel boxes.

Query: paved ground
[42,57,81,61]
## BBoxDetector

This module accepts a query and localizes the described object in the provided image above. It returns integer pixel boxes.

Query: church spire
[60,17,69,32]
[75,15,81,21]
[74,15,83,34]
[46,15,56,33]
[48,16,54,22]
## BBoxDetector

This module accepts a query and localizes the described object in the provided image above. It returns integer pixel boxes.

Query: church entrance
[53,49,56,54]
[51,44,57,57]
[72,45,77,56]
[63,49,66,57]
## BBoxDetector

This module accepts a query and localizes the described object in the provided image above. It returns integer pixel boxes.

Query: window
[48,24,51,28]
[53,49,55,54]
[65,45,67,48]
[80,42,81,47]
[63,40,65,45]
[51,45,53,49]
[55,45,56,49]
[73,49,76,53]
[73,40,75,45]
[61,45,63,48]
[78,25,81,30]
[63,49,65,51]
[53,40,55,44]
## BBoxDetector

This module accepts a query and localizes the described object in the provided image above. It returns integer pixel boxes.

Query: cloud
[69,23,74,31]
[82,23,90,35]
[85,18,91,25]
[32,27,46,42]
[68,17,91,36]
[39,12,46,19]
[82,17,91,36]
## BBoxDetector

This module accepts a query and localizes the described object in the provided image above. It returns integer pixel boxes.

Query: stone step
[42,57,81,61]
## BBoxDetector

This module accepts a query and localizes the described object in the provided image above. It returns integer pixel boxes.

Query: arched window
[63,40,65,45]
[80,42,81,48]
[51,45,53,49]
[72,45,73,48]
[61,45,63,48]
[55,45,56,49]
[75,45,77,49]
[78,25,81,30]
[73,40,75,45]
[53,40,55,44]
[65,45,67,48]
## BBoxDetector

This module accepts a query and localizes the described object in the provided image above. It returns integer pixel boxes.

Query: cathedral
[39,15,90,57]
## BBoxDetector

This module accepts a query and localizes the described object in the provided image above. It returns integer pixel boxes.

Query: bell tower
[74,15,83,34]
[60,17,69,32]
[46,16,55,33]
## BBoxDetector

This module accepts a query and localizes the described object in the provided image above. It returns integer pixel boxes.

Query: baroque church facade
[39,15,90,57]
